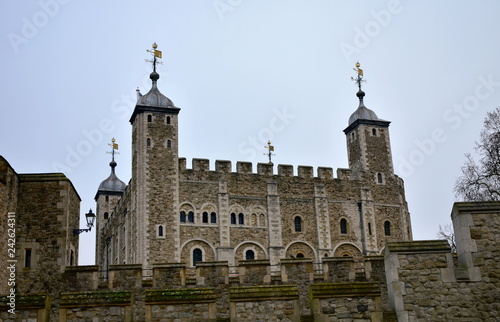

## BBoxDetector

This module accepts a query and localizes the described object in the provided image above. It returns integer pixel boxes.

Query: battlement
[179,158,339,179]
[3,200,500,321]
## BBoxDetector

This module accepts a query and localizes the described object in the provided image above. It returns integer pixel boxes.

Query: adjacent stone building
[94,62,411,276]
[0,156,81,296]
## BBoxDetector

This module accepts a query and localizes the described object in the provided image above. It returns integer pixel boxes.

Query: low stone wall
[1,201,499,321]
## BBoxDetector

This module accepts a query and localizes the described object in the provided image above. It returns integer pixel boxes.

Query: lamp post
[73,209,96,235]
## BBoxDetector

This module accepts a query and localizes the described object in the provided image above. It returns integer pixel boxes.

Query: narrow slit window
[340,219,347,234]
[158,225,164,237]
[384,221,391,236]
[294,216,302,232]
[25,249,32,268]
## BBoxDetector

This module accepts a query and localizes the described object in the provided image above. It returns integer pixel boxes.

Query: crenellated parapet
[179,158,341,180]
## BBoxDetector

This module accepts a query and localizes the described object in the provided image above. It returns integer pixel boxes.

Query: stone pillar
[217,180,234,265]
[314,184,332,258]
[266,182,284,271]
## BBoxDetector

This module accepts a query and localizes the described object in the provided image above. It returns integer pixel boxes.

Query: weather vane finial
[264,141,275,164]
[107,138,119,163]
[351,61,366,91]
[145,42,163,73]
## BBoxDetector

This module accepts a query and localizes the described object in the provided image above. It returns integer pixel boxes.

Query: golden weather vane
[264,140,275,164]
[145,42,163,72]
[107,138,119,162]
[351,61,366,91]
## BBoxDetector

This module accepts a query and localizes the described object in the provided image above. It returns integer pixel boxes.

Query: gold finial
[264,141,275,164]
[145,42,163,72]
[351,61,366,91]
[107,138,119,162]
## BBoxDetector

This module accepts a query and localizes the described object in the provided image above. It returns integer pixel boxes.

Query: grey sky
[1,1,499,265]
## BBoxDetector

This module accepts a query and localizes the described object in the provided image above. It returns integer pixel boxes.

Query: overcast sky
[2,1,500,265]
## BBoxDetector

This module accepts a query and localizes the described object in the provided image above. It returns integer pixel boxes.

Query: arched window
[158,225,163,237]
[104,212,109,220]
[245,250,255,260]
[238,213,244,225]
[193,248,202,266]
[372,128,377,136]
[105,195,109,202]
[210,212,217,224]
[188,211,194,223]
[340,218,347,234]
[147,115,152,123]
[180,211,186,223]
[167,140,172,149]
[147,138,151,147]
[294,216,302,232]
[296,253,304,258]
[230,213,236,225]
[202,211,208,223]
[384,221,391,236]
[377,173,383,184]
[166,116,171,124]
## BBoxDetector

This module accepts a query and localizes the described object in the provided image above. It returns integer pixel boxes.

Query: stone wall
[2,201,499,321]
[0,157,19,295]
[384,201,500,321]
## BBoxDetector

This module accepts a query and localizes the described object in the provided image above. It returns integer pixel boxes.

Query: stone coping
[109,264,143,271]
[310,282,381,298]
[153,263,187,269]
[238,259,271,266]
[195,261,229,267]
[229,285,299,302]
[385,240,451,253]
[146,288,216,304]
[0,294,47,309]
[60,291,132,307]
[65,265,99,273]
[280,258,313,264]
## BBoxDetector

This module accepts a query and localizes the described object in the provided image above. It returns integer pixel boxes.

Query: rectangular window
[25,249,32,268]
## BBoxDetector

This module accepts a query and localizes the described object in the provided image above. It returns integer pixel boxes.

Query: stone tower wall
[0,157,19,295]
[15,174,81,295]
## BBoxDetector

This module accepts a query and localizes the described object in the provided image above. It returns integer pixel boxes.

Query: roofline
[18,173,82,201]
[343,119,391,134]
[94,189,125,201]
[129,104,181,124]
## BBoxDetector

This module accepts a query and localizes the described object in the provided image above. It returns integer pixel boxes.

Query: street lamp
[73,209,96,235]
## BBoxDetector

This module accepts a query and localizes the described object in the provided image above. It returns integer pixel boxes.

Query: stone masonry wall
[0,157,19,295]
[2,200,500,321]
[384,201,500,321]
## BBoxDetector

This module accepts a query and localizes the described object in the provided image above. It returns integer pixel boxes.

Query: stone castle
[93,59,410,273]
[1,52,498,321]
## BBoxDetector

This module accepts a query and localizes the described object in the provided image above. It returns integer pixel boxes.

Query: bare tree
[437,224,456,252]
[454,107,500,201]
